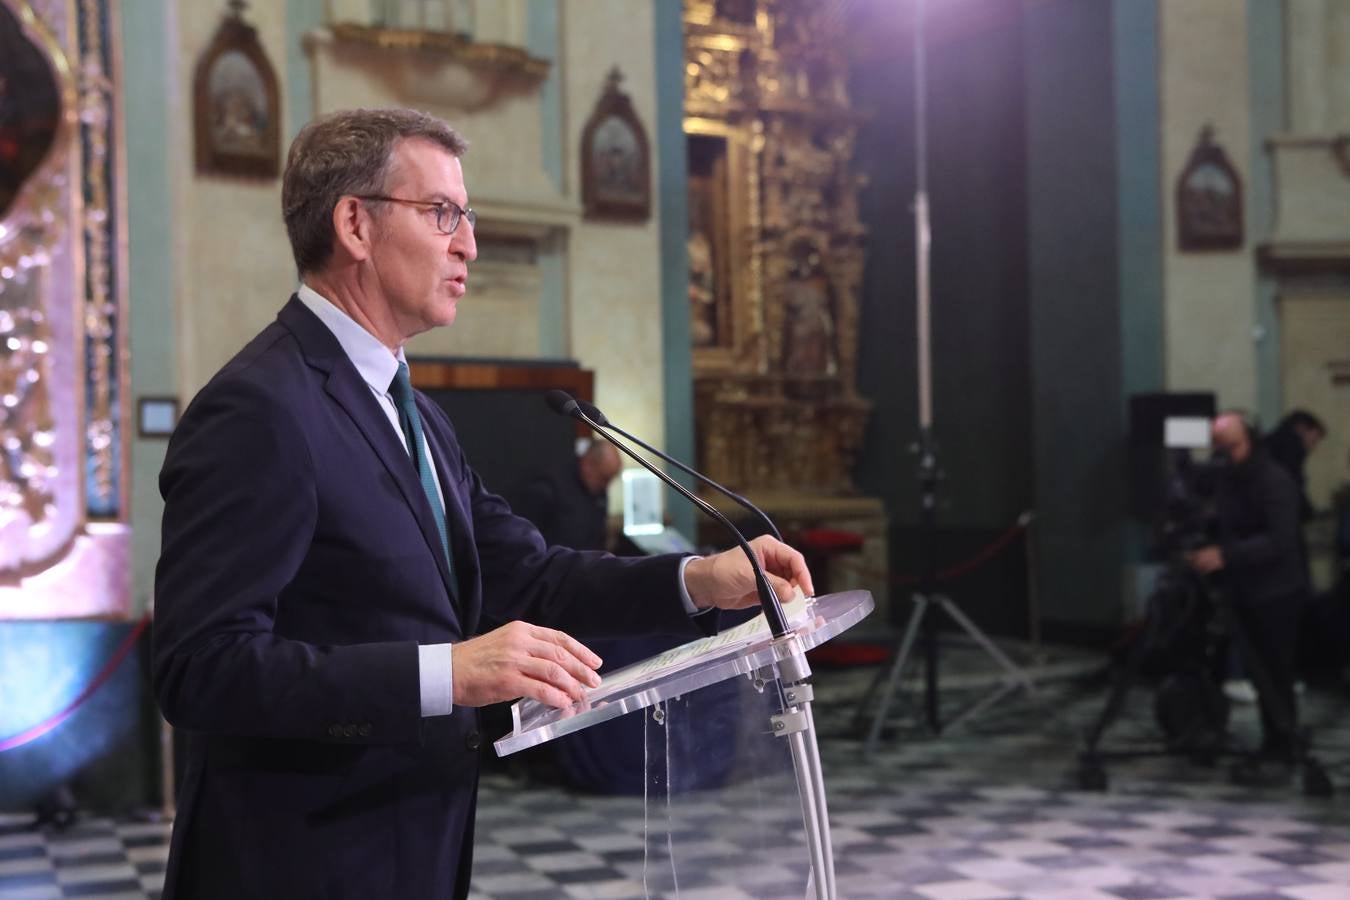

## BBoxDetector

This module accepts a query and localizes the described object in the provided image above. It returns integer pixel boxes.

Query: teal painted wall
[526,0,567,358]
[527,0,564,195]
[1113,0,1162,568]
[284,0,325,141]
[655,0,695,537]
[124,0,176,612]
[1248,0,1285,426]
[1115,0,1163,403]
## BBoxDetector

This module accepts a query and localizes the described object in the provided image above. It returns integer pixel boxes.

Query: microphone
[572,397,781,542]
[544,390,792,638]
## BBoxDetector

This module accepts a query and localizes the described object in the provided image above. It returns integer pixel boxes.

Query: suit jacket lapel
[277,298,461,615]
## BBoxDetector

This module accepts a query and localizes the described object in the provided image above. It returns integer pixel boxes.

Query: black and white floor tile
[5,643,1350,899]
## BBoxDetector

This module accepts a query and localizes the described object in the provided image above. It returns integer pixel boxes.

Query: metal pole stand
[861,591,1039,756]
[764,634,835,900]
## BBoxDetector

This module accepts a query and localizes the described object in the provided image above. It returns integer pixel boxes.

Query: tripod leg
[863,594,930,756]
[943,682,1019,733]
[936,596,1037,693]
[1082,625,1150,752]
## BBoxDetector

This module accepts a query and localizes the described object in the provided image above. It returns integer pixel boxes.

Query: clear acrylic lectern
[495,590,874,900]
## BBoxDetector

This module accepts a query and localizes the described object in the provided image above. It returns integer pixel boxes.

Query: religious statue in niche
[0,1,61,221]
[687,133,730,348]
[688,229,717,346]
[581,68,651,221]
[782,242,837,376]
[1176,124,1243,252]
[193,1,281,178]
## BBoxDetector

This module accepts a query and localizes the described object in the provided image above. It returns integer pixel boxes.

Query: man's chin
[432,297,459,327]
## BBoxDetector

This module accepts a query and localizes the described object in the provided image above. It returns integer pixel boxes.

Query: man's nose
[451,222,477,262]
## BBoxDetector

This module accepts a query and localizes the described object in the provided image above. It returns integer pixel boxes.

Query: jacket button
[358,723,372,737]
[465,730,481,752]
[343,724,357,737]
[328,724,343,738]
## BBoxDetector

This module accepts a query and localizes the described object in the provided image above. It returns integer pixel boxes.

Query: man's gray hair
[282,108,468,275]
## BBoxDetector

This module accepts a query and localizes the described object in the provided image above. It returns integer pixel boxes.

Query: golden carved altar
[0,0,129,617]
[684,0,885,598]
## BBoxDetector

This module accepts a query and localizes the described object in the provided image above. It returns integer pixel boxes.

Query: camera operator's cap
[1164,416,1212,450]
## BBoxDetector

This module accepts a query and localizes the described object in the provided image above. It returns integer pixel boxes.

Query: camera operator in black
[1186,412,1309,762]
[1263,409,1325,524]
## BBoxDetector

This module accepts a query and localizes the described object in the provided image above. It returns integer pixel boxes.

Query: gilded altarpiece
[0,0,129,618]
[685,0,886,596]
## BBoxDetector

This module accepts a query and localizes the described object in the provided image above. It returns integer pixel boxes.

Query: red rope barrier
[892,519,1028,587]
[0,613,151,753]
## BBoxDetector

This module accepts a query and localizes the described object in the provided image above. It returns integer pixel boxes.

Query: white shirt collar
[296,283,405,394]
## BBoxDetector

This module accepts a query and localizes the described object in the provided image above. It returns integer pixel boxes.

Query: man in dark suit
[152,108,812,900]
[505,440,622,553]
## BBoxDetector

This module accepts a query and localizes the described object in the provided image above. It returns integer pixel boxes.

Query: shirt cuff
[678,555,713,616]
[418,643,454,717]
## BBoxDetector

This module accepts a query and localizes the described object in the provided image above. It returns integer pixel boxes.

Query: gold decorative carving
[0,0,129,617]
[0,0,77,274]
[312,22,551,113]
[327,21,549,78]
[79,0,119,511]
[0,278,56,531]
[684,0,871,498]
[0,0,75,553]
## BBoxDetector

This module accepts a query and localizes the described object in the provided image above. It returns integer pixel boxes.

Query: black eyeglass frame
[355,195,476,236]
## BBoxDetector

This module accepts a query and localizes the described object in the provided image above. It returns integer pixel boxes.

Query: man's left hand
[682,535,814,610]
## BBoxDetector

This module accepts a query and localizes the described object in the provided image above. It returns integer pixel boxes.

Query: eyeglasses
[356,195,476,236]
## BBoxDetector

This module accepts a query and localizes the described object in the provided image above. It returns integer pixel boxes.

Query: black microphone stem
[583,409,782,543]
[572,409,793,639]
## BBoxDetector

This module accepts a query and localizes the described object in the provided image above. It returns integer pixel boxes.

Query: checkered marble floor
[5,647,1350,899]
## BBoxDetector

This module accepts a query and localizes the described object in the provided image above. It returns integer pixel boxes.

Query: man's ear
[331,196,373,264]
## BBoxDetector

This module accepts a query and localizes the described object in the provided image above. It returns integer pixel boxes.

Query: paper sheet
[590,587,812,699]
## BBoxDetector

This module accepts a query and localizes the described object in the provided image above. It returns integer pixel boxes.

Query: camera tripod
[852,436,1041,755]
[1075,563,1331,797]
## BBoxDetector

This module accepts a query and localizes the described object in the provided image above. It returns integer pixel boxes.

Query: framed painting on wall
[193,2,280,178]
[1176,124,1242,252]
[581,67,651,222]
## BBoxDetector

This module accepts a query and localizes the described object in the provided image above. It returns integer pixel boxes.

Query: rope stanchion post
[1022,511,1042,658]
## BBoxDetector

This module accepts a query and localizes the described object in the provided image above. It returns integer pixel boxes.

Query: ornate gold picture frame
[0,0,131,617]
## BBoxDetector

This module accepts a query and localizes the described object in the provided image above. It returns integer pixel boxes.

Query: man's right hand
[452,622,602,709]
[1186,545,1225,574]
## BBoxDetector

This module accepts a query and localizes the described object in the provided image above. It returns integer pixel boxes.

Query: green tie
[389,362,454,588]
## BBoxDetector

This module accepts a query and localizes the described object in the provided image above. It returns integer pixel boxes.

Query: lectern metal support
[771,637,836,900]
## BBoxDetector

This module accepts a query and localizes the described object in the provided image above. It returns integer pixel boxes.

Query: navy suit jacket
[153,297,705,899]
